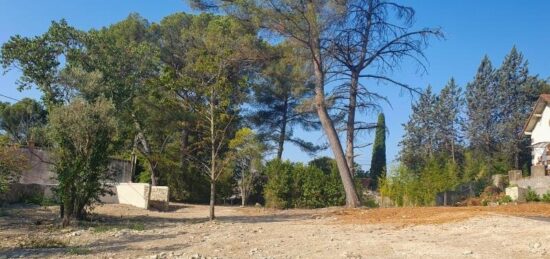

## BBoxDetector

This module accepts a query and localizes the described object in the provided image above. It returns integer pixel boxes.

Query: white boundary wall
[101,183,150,209]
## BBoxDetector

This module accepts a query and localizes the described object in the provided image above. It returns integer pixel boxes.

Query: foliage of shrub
[67,247,91,255]
[379,157,460,206]
[21,193,59,206]
[264,160,293,209]
[542,192,550,203]
[499,195,512,203]
[18,237,67,248]
[526,187,540,202]
[263,158,345,209]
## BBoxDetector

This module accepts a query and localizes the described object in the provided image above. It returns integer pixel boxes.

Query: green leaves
[48,98,117,221]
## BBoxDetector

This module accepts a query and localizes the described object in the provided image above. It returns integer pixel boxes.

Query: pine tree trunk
[345,71,359,176]
[311,47,360,208]
[277,97,289,160]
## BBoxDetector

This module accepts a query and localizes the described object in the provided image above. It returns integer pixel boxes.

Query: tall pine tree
[369,113,386,189]
[434,78,464,164]
[495,47,533,169]
[399,86,437,173]
[466,56,497,159]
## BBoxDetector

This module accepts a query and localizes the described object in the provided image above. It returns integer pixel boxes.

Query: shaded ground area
[0,203,549,258]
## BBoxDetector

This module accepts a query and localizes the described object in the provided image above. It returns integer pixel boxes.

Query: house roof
[523,94,550,135]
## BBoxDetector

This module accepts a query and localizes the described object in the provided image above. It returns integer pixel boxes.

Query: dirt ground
[0,203,549,259]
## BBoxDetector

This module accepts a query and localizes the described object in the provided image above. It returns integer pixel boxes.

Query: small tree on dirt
[47,98,117,226]
[0,141,27,194]
[227,128,265,206]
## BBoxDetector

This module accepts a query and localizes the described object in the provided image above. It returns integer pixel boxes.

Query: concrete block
[505,186,527,202]
[508,170,523,184]
[150,186,169,211]
[100,183,150,209]
[531,165,546,178]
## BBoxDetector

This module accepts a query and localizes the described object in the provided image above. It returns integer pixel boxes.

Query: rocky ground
[0,203,549,258]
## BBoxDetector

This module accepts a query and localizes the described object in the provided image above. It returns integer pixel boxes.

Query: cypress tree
[370,113,386,189]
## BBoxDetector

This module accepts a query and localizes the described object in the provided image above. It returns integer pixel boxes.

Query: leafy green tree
[0,98,47,145]
[227,128,265,206]
[369,113,386,189]
[0,143,27,194]
[191,0,362,207]
[47,98,117,226]
[172,14,262,220]
[1,20,84,107]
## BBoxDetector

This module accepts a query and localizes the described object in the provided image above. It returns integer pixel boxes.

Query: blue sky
[1,1,550,170]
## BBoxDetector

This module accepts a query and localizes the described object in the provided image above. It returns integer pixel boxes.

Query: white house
[523,94,550,168]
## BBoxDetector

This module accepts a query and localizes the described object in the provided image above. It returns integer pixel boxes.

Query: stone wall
[150,186,170,211]
[0,183,56,204]
[509,167,550,196]
[18,148,133,185]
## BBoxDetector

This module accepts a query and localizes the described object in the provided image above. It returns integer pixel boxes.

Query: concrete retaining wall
[100,183,170,210]
[0,183,56,204]
[101,183,150,209]
[509,168,550,196]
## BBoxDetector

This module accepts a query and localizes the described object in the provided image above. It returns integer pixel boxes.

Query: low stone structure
[150,186,170,210]
[506,167,550,201]
[101,183,151,209]
[436,183,477,206]
[7,148,170,210]
[0,183,56,204]
[505,186,527,202]
[100,184,170,210]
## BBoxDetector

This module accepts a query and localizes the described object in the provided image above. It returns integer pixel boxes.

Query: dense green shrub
[526,187,540,202]
[499,195,512,203]
[263,158,345,209]
[264,160,294,209]
[542,192,550,203]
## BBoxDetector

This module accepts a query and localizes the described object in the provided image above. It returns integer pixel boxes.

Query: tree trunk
[311,46,360,208]
[209,94,216,220]
[209,180,216,220]
[61,190,73,227]
[277,96,289,160]
[181,127,189,168]
[345,71,359,176]
[132,114,158,186]
[241,186,246,207]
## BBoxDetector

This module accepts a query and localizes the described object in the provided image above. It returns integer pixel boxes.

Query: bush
[379,157,460,207]
[542,192,550,203]
[263,158,345,209]
[526,187,540,202]
[499,195,512,203]
[264,160,293,209]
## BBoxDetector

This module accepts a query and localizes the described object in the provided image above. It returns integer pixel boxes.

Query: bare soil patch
[0,203,549,258]
[334,203,550,226]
